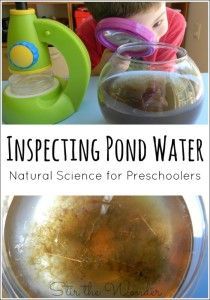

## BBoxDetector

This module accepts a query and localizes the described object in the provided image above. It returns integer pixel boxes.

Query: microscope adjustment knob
[9,41,39,69]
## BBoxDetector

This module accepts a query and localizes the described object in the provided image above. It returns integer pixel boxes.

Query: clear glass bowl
[98,42,204,124]
[2,196,208,298]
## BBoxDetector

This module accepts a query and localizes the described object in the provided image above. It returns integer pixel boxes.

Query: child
[77,2,186,75]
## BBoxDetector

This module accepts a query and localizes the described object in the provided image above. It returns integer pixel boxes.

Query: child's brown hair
[86,2,161,22]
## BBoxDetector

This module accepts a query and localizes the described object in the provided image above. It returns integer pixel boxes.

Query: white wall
[184,2,208,72]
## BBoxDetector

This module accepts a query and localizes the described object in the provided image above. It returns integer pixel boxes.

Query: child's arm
[156,8,187,61]
[162,8,186,46]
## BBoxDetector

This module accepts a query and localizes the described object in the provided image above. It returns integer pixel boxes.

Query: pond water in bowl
[98,71,203,124]
[4,196,193,298]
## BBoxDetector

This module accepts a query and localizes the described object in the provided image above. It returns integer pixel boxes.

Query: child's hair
[85,2,161,22]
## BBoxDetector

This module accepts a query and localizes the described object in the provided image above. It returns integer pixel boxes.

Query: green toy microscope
[2,2,90,124]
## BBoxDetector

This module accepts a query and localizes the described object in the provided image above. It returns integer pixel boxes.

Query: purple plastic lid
[96,17,156,57]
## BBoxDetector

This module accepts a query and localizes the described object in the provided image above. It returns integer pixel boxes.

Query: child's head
[86,2,168,41]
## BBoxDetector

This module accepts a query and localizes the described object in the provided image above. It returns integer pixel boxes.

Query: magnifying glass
[95,17,156,57]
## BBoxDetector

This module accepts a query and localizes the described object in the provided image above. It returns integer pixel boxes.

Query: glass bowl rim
[116,41,188,65]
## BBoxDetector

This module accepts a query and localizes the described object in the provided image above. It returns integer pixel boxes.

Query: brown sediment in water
[25,196,192,298]
[98,72,202,124]
[100,72,200,111]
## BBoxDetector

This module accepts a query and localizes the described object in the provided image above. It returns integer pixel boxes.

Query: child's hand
[100,49,114,66]
[91,49,130,75]
[92,49,113,75]
[111,54,130,72]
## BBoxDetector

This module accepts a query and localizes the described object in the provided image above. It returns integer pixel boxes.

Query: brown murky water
[23,196,193,298]
[98,71,202,124]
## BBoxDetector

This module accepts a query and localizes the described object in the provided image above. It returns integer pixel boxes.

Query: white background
[1,125,209,198]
